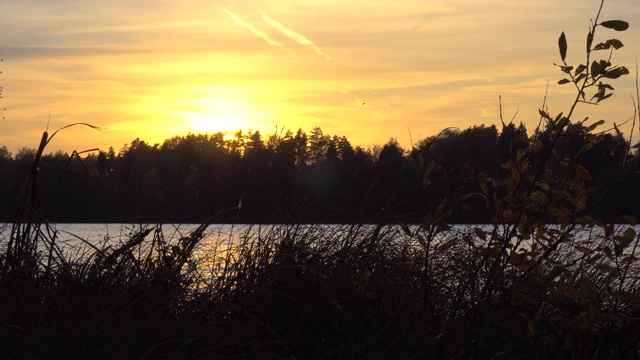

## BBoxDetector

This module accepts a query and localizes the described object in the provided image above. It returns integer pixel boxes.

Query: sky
[1,0,639,155]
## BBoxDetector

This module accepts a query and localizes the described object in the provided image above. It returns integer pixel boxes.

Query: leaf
[417,234,427,247]
[518,213,530,235]
[554,112,564,122]
[614,228,636,256]
[591,60,610,79]
[561,65,573,74]
[596,93,613,103]
[595,263,614,273]
[424,159,436,176]
[577,141,594,156]
[575,245,591,253]
[473,227,487,241]
[593,39,624,50]
[600,20,629,31]
[575,73,587,84]
[407,155,420,173]
[613,123,623,138]
[578,275,598,301]
[555,117,569,130]
[543,265,565,283]
[598,82,615,91]
[538,109,552,121]
[587,252,601,264]
[533,141,543,152]
[573,195,587,210]
[611,289,632,302]
[399,221,412,236]
[558,32,568,61]
[536,181,550,192]
[555,277,578,300]
[529,192,548,208]
[462,235,475,248]
[575,215,594,225]
[585,119,605,132]
[439,238,456,251]
[587,32,594,52]
[590,61,600,78]
[604,66,630,79]
[575,64,587,75]
[558,78,571,85]
[574,164,592,181]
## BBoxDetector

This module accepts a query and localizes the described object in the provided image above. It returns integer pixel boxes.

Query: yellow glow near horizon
[181,97,254,136]
[166,86,277,139]
[1,1,640,154]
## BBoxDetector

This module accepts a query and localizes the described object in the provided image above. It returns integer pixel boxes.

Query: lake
[2,222,638,286]
[2,222,637,257]
[0,223,419,262]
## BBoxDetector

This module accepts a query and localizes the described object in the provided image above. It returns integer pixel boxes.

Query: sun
[176,96,254,136]
[165,85,280,142]
[189,112,244,136]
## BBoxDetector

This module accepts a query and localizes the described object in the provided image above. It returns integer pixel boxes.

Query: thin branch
[46,123,103,146]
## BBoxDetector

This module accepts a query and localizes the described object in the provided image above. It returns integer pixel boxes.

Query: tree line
[0,122,637,223]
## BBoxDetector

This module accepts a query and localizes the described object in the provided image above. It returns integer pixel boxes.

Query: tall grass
[0,221,430,359]
[2,221,638,359]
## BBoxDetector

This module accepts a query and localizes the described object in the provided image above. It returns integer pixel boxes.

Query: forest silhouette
[0,121,637,223]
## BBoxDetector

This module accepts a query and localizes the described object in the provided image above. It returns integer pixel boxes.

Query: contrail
[340,90,365,106]
[221,7,297,57]
[260,11,330,60]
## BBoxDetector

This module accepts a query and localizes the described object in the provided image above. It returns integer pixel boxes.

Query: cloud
[259,11,330,60]
[340,90,365,106]
[221,7,297,57]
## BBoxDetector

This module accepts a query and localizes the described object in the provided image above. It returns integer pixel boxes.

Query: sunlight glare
[176,96,258,137]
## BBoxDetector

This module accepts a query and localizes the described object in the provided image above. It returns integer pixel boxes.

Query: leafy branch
[555,0,629,117]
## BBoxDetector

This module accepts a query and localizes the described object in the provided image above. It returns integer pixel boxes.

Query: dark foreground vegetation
[2,1,640,358]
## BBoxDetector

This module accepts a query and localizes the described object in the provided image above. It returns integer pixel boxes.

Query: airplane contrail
[340,90,365,106]
[259,11,330,60]
[221,7,297,57]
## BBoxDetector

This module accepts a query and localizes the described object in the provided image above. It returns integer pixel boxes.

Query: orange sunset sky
[1,0,639,154]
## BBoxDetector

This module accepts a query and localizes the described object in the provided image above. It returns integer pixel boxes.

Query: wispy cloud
[259,11,330,60]
[340,90,365,106]
[221,7,297,57]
